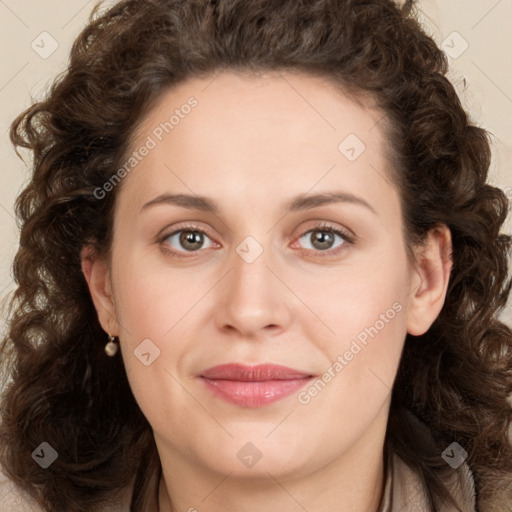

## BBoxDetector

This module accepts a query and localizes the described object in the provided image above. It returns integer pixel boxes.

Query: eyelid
[291,221,354,257]
[295,220,355,244]
[158,222,218,258]
[158,221,355,258]
[156,221,215,241]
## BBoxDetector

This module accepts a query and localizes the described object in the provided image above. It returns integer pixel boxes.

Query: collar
[378,421,477,511]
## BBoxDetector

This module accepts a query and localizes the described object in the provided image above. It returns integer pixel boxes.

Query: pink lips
[200,363,313,408]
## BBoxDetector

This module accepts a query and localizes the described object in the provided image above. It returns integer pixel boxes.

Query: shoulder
[0,469,45,512]
[391,451,476,512]
[387,408,477,512]
[0,469,132,512]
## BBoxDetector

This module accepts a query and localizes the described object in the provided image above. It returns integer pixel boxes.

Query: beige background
[0,0,511,328]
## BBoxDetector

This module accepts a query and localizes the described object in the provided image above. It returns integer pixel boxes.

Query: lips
[199,363,314,408]
[201,363,312,381]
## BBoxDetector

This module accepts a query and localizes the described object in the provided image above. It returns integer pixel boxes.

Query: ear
[406,224,453,336]
[80,245,119,336]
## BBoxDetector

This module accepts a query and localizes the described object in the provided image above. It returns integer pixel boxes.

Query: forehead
[117,70,398,218]
[135,70,385,148]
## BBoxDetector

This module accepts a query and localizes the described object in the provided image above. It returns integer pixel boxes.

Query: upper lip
[200,363,313,381]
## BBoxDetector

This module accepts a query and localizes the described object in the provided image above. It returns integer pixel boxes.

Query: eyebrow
[140,191,377,215]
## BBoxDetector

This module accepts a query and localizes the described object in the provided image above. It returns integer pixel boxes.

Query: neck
[156,423,388,512]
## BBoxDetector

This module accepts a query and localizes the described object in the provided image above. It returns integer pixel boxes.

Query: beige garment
[0,473,45,512]
[0,456,477,512]
[0,472,131,512]
[0,429,482,512]
[378,448,477,512]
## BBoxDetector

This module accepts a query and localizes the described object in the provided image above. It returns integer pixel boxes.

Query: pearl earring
[105,333,119,356]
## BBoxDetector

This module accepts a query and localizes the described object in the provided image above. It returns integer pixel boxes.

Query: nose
[214,241,292,340]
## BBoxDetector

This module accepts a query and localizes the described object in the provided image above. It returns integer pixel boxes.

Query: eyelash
[158,222,355,259]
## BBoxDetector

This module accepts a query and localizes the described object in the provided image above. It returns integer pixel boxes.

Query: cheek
[111,256,196,423]
[111,249,201,339]
[294,267,408,450]
[295,243,410,404]
[293,247,410,352]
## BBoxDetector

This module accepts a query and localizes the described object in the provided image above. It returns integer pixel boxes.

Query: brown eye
[308,230,337,251]
[298,228,345,252]
[296,224,353,256]
[162,227,215,255]
[178,230,205,251]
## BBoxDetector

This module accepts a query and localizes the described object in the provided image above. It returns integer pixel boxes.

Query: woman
[1,0,511,510]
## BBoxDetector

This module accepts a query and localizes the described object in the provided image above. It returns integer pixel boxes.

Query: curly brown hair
[1,0,511,510]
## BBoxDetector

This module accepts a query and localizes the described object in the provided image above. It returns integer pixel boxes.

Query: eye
[295,223,353,256]
[158,222,354,259]
[160,225,216,257]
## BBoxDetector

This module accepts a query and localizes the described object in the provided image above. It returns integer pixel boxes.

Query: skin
[81,70,452,512]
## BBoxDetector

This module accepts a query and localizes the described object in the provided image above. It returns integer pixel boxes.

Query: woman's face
[83,71,451,485]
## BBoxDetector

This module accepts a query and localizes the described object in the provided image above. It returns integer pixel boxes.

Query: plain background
[0,0,511,331]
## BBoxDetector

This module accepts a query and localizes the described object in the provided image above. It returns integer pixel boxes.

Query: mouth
[199,363,315,408]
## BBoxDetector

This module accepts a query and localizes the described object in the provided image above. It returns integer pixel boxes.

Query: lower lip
[200,377,312,407]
